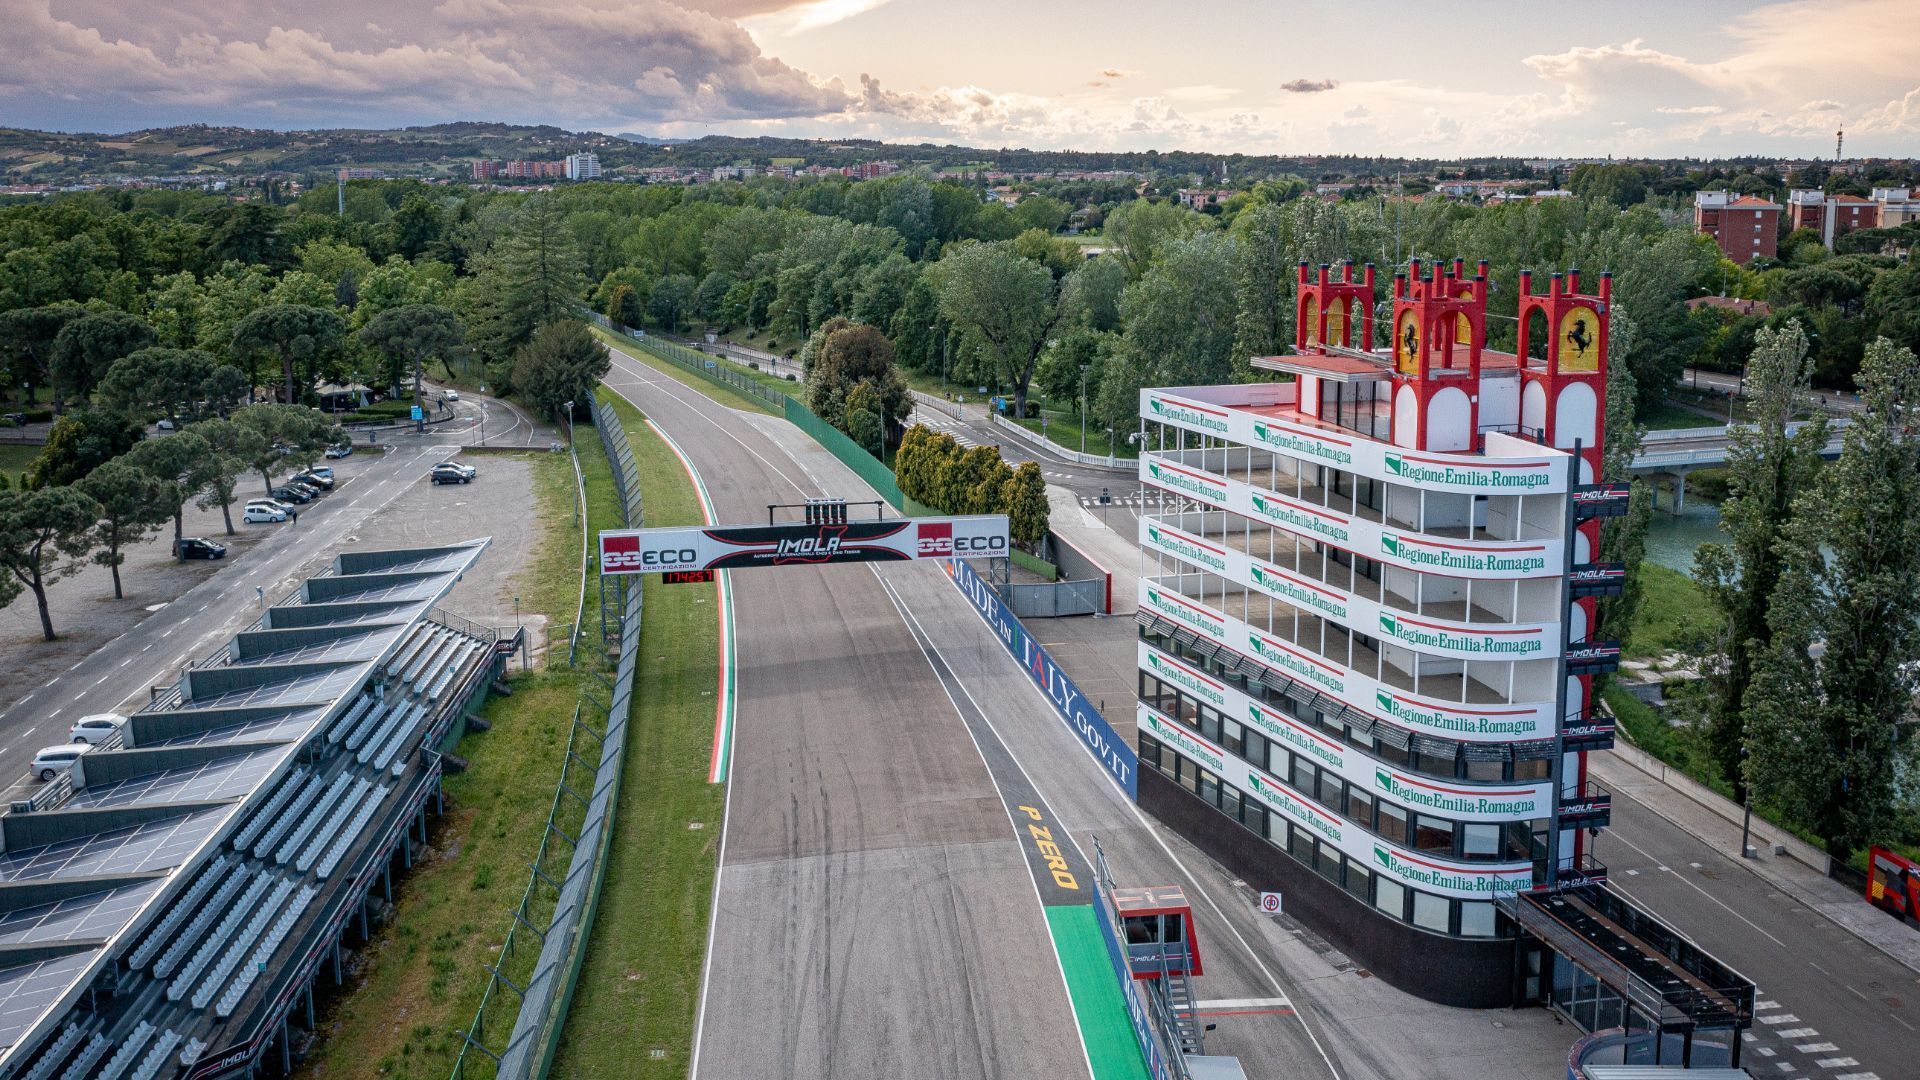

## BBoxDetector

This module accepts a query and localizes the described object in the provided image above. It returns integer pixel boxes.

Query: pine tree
[1745,338,1920,863]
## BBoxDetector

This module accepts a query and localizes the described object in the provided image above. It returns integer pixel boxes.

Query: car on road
[270,485,314,504]
[155,417,176,431]
[325,443,353,459]
[1,412,25,426]
[443,390,460,402]
[176,537,227,560]
[294,470,334,491]
[432,461,476,478]
[68,713,127,745]
[31,744,90,782]
[430,465,472,485]
[243,503,291,524]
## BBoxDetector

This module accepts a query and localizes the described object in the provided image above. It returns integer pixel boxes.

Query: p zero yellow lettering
[1026,823,1079,889]
[1017,805,1043,821]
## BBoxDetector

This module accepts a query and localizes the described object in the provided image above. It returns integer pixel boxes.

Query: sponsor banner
[1140,517,1558,660]
[1139,702,1533,898]
[1138,639,1550,820]
[601,515,1010,574]
[1138,455,1562,580]
[948,557,1137,798]
[1090,866,1179,1080]
[1136,581,1554,742]
[1141,389,1568,495]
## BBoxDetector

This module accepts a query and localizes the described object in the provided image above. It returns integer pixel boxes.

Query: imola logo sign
[600,515,1009,573]
[1383,454,1553,491]
[1251,422,1354,466]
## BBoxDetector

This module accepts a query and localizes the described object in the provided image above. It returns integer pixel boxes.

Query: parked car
[293,470,334,491]
[325,443,354,459]
[302,466,335,483]
[155,417,176,431]
[32,744,90,782]
[176,537,227,560]
[270,485,314,504]
[432,461,477,478]
[68,713,127,745]
[243,503,290,524]
[286,479,324,498]
[1,412,25,426]
[430,465,472,485]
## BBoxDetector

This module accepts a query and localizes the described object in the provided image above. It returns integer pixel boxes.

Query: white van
[31,744,90,782]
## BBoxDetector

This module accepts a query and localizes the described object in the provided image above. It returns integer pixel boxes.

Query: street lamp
[1080,364,1090,456]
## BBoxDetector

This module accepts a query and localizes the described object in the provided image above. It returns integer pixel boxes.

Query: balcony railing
[1560,781,1613,828]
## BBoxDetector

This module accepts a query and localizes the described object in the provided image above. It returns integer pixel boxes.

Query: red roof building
[1694,191,1781,265]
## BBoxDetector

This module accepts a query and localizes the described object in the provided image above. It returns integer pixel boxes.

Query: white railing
[988,413,1134,472]
[909,389,962,420]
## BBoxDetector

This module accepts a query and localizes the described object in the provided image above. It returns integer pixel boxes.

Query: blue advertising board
[945,557,1138,799]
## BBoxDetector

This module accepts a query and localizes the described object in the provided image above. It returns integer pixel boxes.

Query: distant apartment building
[337,168,385,181]
[848,160,899,180]
[501,160,567,180]
[1788,187,1919,247]
[1177,188,1235,210]
[470,160,500,181]
[1876,187,1920,228]
[565,153,601,181]
[1693,191,1781,264]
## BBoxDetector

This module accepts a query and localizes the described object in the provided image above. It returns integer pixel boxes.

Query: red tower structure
[1294,260,1376,352]
[1387,258,1491,452]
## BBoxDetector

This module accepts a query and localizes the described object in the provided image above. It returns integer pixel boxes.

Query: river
[1643,500,1728,575]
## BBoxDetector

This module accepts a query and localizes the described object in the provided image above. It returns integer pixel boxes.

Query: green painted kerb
[1045,905,1153,1080]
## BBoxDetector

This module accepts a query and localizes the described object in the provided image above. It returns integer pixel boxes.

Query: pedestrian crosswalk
[1737,997,1877,1080]
[911,412,982,448]
[1079,493,1149,508]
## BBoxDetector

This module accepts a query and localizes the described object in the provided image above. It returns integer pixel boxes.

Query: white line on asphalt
[46,709,60,718]
[1195,997,1293,1010]
[90,675,109,687]
[1605,825,1790,948]
[15,694,30,705]
[1809,961,1832,975]
[1759,1014,1802,1024]
[1796,1042,1838,1052]
[118,657,131,667]
[1776,1028,1818,1038]
[20,728,32,737]
[162,628,175,638]
[1757,999,1781,1010]
[1846,985,1869,1001]
[877,572,1345,1080]
[44,677,57,686]
[1816,1057,1857,1067]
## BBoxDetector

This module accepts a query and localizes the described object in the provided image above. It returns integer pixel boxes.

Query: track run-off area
[598,337,1575,1080]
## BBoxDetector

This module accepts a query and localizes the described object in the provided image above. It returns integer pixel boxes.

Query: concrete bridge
[1628,420,1847,512]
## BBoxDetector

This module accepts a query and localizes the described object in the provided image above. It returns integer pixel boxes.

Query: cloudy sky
[5,0,1918,157]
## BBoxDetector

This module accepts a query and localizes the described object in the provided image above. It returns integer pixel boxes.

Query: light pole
[1737,745,1755,859]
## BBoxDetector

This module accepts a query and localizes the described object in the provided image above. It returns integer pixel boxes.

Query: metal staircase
[1159,970,1205,1055]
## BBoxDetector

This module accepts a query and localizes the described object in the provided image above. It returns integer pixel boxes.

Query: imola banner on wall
[599,515,1010,574]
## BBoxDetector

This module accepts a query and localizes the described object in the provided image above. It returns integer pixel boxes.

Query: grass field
[293,440,618,1080]
[551,390,723,1077]
[591,326,780,417]
[1014,408,1135,459]
[0,444,38,487]
[1624,562,1719,659]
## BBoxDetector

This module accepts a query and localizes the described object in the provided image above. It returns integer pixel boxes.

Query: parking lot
[0,443,549,794]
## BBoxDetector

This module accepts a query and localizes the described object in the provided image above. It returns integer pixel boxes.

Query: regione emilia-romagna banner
[599,515,1011,573]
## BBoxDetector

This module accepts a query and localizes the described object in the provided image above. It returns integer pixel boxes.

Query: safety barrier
[585,311,788,409]
[988,412,1133,472]
[448,403,645,1080]
[909,389,962,420]
[779,395,908,510]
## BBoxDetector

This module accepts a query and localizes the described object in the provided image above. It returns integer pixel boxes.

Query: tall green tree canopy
[510,320,610,421]
[0,485,101,641]
[50,310,156,407]
[231,303,347,405]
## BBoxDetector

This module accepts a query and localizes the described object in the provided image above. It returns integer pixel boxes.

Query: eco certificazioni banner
[1141,389,1569,496]
[1137,702,1534,898]
[1140,517,1560,662]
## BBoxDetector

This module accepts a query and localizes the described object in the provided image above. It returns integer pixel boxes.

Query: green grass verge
[591,326,779,417]
[1014,410,1136,459]
[1625,563,1718,659]
[549,389,724,1077]
[0,443,38,487]
[294,440,620,1079]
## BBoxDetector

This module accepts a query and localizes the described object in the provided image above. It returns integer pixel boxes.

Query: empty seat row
[343,697,399,753]
[316,784,388,879]
[423,642,480,701]
[128,1029,183,1080]
[250,772,327,860]
[272,771,357,867]
[357,702,422,769]
[401,630,458,686]
[190,878,299,1012]
[55,1033,109,1080]
[22,1023,86,1080]
[383,627,436,680]
[151,861,250,979]
[129,854,234,970]
[295,778,374,875]
[215,884,318,1018]
[367,703,427,772]
[324,693,378,744]
[93,1020,154,1080]
[229,768,309,852]
[167,874,276,1001]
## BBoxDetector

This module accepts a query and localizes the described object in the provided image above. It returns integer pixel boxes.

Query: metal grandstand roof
[0,539,490,1063]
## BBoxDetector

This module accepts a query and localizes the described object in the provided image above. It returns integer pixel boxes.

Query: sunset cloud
[1279,79,1338,94]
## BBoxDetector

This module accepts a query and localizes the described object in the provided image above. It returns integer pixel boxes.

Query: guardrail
[449,402,646,1080]
[909,389,962,420]
[584,311,787,409]
[987,413,1133,472]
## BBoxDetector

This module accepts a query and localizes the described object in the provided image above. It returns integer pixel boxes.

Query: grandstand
[0,540,511,1080]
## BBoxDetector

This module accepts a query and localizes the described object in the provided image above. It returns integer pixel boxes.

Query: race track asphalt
[600,353,1092,1080]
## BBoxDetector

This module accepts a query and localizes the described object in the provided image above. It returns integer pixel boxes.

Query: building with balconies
[1131,259,1753,1064]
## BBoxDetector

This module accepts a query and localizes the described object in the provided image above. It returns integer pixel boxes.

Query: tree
[231,303,347,405]
[189,417,265,535]
[1000,461,1050,547]
[0,485,101,641]
[50,311,157,410]
[124,430,212,549]
[805,320,909,436]
[232,405,341,494]
[1594,330,1653,647]
[0,304,84,403]
[605,281,643,329]
[462,196,587,362]
[935,242,1073,419]
[1692,321,1828,795]
[1103,200,1209,279]
[359,304,463,405]
[511,320,610,421]
[23,410,144,490]
[648,273,697,331]
[1745,338,1920,862]
[1118,230,1242,416]
[97,347,220,421]
[76,460,166,599]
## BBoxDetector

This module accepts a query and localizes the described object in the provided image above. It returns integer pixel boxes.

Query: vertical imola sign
[946,557,1138,798]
